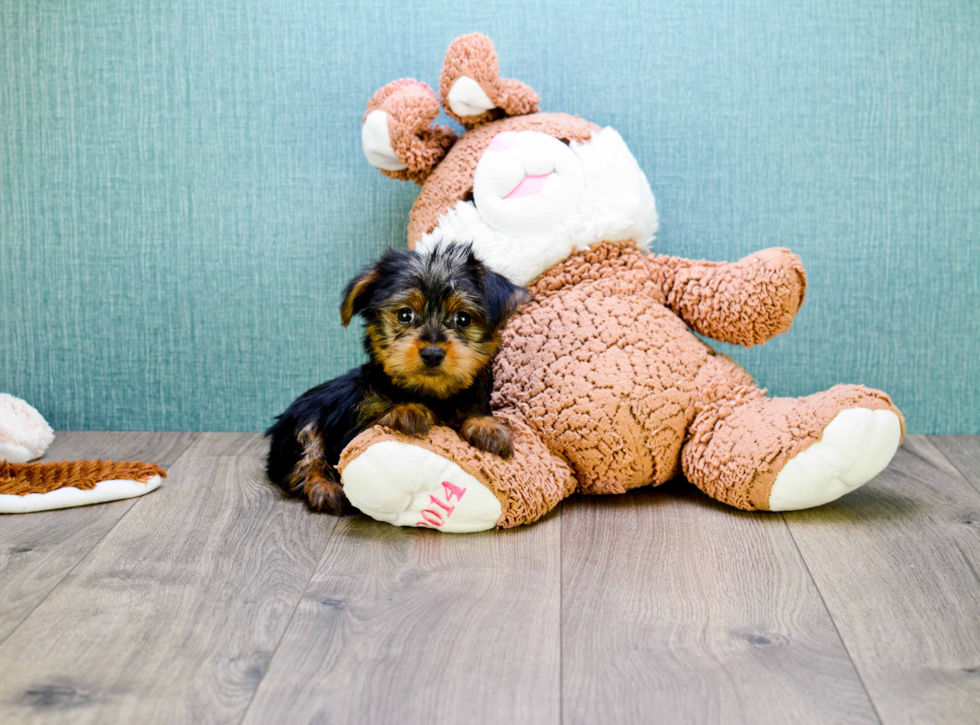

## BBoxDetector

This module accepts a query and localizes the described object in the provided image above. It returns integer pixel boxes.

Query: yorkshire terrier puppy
[266,242,531,514]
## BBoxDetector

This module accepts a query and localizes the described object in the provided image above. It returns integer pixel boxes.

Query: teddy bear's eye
[397,308,414,324]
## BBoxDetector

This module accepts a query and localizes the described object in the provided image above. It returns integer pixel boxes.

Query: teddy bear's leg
[681,354,904,511]
[337,412,575,532]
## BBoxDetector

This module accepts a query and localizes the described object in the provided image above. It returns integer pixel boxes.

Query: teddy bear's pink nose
[488,131,519,152]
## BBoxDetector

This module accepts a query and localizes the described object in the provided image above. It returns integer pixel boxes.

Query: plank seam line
[781,514,884,725]
[0,431,201,648]
[900,437,967,484]
[0,495,143,650]
[236,515,343,725]
[558,500,564,725]
[925,437,980,497]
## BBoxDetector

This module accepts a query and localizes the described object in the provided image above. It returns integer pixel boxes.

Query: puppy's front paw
[377,403,437,437]
[460,416,514,459]
[303,475,354,516]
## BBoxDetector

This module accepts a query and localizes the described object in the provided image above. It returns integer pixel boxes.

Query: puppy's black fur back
[265,368,367,492]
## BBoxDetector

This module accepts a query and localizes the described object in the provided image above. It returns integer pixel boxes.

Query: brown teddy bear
[340,33,904,532]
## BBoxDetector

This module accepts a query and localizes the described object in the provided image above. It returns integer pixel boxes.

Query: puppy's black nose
[420,346,445,367]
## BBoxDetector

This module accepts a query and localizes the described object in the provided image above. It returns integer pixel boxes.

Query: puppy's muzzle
[420,346,445,368]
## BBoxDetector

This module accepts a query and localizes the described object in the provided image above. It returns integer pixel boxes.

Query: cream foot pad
[342,441,502,533]
[768,408,902,511]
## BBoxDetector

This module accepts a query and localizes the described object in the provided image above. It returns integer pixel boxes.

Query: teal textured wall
[1,1,977,433]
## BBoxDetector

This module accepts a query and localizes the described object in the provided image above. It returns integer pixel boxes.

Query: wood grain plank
[0,431,197,644]
[561,482,878,725]
[241,511,562,725]
[926,436,980,495]
[0,432,336,725]
[785,435,980,725]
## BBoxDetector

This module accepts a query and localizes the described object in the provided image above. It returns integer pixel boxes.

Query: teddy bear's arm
[649,248,807,347]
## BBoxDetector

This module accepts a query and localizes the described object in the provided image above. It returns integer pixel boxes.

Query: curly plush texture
[494,242,696,493]
[0,459,166,496]
[364,80,457,185]
[682,368,903,510]
[655,247,807,347]
[494,241,822,496]
[438,32,540,128]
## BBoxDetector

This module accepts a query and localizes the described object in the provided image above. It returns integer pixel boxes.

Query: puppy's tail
[265,414,300,492]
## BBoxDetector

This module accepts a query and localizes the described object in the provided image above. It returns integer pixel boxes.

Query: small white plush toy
[0,393,55,463]
[0,393,166,513]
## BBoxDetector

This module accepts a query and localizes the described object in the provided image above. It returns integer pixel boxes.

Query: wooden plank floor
[1,434,978,724]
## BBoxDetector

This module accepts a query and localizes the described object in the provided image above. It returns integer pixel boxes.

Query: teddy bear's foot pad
[342,441,502,532]
[768,408,901,511]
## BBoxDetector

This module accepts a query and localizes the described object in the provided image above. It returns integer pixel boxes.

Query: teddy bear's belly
[493,290,710,494]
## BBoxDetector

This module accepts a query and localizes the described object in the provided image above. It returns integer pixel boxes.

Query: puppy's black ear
[480,267,532,331]
[340,265,379,327]
[341,249,415,326]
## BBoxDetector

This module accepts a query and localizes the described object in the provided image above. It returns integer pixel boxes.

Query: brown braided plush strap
[0,460,167,496]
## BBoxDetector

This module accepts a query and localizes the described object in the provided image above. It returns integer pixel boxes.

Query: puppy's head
[341,242,530,398]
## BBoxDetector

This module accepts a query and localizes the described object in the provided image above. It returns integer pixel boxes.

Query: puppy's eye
[454,311,471,328]
[397,308,414,324]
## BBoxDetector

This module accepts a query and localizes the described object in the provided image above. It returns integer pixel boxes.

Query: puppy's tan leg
[287,424,351,515]
[460,415,514,459]
[377,403,437,437]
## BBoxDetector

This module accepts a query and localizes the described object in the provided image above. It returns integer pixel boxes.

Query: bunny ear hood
[361,33,658,287]
[360,32,543,186]
[362,80,457,185]
[439,33,540,127]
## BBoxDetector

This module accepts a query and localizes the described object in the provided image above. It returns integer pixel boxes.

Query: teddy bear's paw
[768,408,902,511]
[342,441,502,532]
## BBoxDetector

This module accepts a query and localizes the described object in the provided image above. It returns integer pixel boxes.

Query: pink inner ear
[488,132,519,151]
